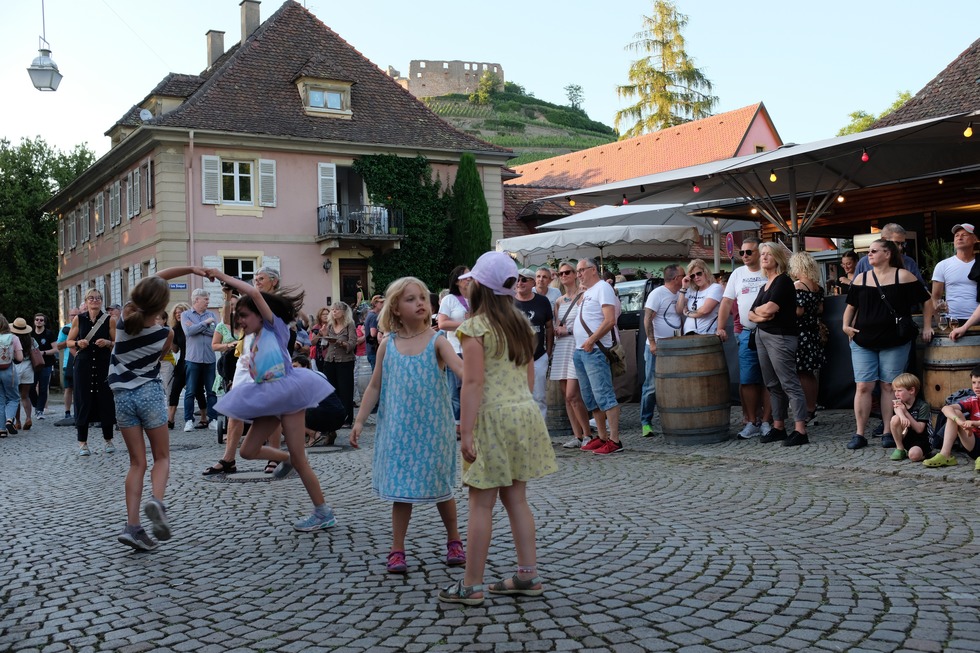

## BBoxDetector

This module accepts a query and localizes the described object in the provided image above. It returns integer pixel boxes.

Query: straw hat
[10,317,31,334]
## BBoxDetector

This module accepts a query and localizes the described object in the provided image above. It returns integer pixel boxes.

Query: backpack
[0,334,14,370]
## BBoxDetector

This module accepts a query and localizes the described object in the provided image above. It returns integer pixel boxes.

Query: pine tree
[449,153,491,268]
[614,1,717,139]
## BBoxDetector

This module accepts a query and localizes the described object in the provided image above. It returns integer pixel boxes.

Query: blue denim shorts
[114,380,168,429]
[849,340,910,384]
[737,330,764,385]
[573,348,618,412]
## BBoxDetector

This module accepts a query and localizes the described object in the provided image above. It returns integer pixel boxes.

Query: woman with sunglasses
[842,239,929,450]
[675,259,723,335]
[550,261,592,448]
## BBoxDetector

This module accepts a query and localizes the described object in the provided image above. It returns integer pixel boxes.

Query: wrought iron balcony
[316,204,405,239]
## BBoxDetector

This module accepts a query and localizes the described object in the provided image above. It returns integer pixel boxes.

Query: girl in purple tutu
[206,269,337,532]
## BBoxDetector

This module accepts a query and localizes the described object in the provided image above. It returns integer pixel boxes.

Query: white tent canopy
[496,225,698,268]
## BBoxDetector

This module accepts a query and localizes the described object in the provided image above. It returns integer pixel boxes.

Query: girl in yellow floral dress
[438,252,558,606]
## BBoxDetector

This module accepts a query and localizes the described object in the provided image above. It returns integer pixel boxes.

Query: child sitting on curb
[924,365,980,471]
[888,373,932,462]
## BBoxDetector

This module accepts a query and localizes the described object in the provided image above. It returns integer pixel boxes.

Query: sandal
[23,419,32,431]
[0,431,6,438]
[437,580,484,605]
[386,550,408,574]
[264,460,278,474]
[487,575,544,597]
[306,432,325,448]
[6,421,17,435]
[203,459,237,476]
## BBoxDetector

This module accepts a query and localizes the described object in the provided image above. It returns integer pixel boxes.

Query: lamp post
[27,1,62,91]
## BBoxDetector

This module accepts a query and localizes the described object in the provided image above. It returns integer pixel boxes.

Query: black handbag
[871,270,918,343]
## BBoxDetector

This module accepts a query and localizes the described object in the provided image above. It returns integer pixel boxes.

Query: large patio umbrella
[538,202,760,271]
[496,225,698,268]
[546,111,980,251]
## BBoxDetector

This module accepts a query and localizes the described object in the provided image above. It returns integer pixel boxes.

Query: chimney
[206,30,225,69]
[241,0,260,45]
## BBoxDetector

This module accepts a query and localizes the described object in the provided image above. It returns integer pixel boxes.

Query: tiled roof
[502,185,597,239]
[125,1,509,154]
[151,73,206,98]
[873,37,980,129]
[507,104,771,188]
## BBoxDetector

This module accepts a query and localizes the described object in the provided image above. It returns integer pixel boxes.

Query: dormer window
[297,77,353,119]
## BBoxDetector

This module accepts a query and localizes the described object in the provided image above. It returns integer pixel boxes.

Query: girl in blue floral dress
[351,277,466,574]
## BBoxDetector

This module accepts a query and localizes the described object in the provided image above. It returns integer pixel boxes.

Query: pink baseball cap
[460,252,518,296]
[952,223,975,235]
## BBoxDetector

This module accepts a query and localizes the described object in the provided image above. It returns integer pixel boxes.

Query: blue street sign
[169,283,187,289]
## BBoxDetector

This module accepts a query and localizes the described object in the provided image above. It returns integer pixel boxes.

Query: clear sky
[2,0,976,158]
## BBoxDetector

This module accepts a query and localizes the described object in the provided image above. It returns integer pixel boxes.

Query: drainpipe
[187,130,195,272]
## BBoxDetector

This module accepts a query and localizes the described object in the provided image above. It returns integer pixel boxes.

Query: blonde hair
[789,251,820,284]
[329,301,354,331]
[892,373,920,393]
[686,258,708,276]
[467,280,534,366]
[169,302,191,328]
[83,287,103,302]
[378,277,432,333]
[759,242,791,275]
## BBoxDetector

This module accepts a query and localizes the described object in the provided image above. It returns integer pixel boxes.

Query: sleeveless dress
[214,316,332,420]
[371,331,456,503]
[74,311,116,437]
[795,288,826,373]
[457,315,557,489]
[550,295,580,381]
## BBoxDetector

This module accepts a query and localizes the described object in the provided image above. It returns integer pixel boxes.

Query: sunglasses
[692,271,704,278]
[517,277,531,283]
[738,249,757,256]
[558,270,575,276]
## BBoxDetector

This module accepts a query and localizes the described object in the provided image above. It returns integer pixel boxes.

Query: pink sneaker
[386,550,407,574]
[446,539,465,566]
[582,437,605,452]
[594,440,624,455]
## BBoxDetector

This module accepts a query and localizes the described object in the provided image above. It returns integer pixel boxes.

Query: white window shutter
[69,286,78,310]
[126,171,134,219]
[95,193,104,235]
[81,204,90,242]
[148,258,157,275]
[145,161,154,209]
[261,255,280,275]
[128,267,136,296]
[317,163,337,207]
[133,168,141,216]
[96,276,105,297]
[202,255,223,306]
[134,263,143,282]
[202,155,221,205]
[111,182,121,227]
[259,159,276,207]
[111,269,121,305]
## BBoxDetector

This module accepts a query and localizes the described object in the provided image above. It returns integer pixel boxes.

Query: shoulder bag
[578,308,626,377]
[871,270,918,343]
[29,340,45,368]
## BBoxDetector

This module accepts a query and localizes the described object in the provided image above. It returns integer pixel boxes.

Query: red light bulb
[861,150,870,162]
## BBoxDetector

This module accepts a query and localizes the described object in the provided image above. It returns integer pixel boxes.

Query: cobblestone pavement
[2,397,979,652]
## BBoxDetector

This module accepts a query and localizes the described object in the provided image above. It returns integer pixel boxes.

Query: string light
[861,149,870,162]
[837,195,845,203]
[769,169,777,183]
[965,122,974,138]
[938,178,944,185]
[622,194,629,205]
[691,181,700,193]
[750,207,758,215]
[567,197,575,207]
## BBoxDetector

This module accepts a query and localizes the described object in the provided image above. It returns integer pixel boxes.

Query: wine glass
[937,314,949,334]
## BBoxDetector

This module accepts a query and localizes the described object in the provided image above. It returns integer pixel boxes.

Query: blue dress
[372,331,456,503]
[215,316,332,421]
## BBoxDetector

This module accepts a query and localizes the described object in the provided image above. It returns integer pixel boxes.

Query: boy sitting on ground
[924,365,980,471]
[888,373,932,462]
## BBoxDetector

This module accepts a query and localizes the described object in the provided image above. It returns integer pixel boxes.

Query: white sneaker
[737,423,761,439]
[562,436,583,449]
[760,422,773,437]
[184,420,195,432]
[208,420,218,431]
[580,436,593,450]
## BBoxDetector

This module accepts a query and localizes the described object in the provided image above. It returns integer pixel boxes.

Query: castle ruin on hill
[387,60,505,98]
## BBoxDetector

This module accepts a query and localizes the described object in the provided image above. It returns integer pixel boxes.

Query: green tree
[469,71,501,105]
[565,83,584,110]
[837,91,912,136]
[449,153,491,269]
[615,0,717,139]
[353,154,451,293]
[0,137,94,323]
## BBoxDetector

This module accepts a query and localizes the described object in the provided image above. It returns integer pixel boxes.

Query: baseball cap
[517,267,536,280]
[460,252,518,296]
[952,223,975,235]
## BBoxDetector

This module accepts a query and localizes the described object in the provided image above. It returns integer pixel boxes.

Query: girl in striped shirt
[109,266,209,551]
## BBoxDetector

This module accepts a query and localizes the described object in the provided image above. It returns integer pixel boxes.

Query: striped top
[108,321,170,391]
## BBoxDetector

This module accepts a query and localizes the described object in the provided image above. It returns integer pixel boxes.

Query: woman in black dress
[66,289,117,455]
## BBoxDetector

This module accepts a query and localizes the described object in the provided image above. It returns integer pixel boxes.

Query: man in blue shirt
[182,289,219,431]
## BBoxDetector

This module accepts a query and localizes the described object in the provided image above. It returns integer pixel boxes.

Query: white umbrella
[539,203,760,271]
[496,225,698,268]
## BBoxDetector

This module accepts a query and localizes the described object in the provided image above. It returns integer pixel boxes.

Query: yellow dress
[457,315,558,489]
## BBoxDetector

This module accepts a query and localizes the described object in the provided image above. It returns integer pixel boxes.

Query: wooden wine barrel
[923,331,980,408]
[655,335,731,445]
[544,379,573,437]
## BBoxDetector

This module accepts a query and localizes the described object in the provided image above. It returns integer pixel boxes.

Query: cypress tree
[449,153,491,268]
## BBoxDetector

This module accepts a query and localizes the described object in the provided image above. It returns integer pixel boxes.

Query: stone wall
[403,60,504,97]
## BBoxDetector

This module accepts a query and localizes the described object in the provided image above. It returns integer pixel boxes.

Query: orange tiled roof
[507,103,773,189]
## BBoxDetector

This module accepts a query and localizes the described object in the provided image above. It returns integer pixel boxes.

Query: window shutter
[134,263,143,283]
[259,159,276,207]
[111,269,122,306]
[69,286,78,310]
[81,204,90,242]
[261,255,280,275]
[126,171,134,219]
[96,276,105,297]
[317,163,337,207]
[202,155,220,205]
[128,267,136,296]
[132,168,141,216]
[202,255,223,306]
[148,258,157,275]
[145,161,154,209]
[111,182,121,227]
[94,193,105,235]
[58,219,64,253]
